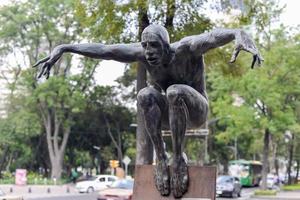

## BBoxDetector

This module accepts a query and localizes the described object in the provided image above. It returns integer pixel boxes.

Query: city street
[217,187,257,200]
[2,183,299,200]
[26,193,98,200]
[24,187,257,200]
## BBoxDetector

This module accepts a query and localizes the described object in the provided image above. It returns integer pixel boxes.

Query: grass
[282,183,300,191]
[254,189,277,196]
[0,177,69,185]
[0,178,14,184]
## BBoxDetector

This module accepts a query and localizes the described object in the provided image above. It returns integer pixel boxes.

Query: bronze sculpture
[34,24,262,198]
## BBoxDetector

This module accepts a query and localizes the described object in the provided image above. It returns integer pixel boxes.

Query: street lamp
[130,123,137,128]
[93,146,100,150]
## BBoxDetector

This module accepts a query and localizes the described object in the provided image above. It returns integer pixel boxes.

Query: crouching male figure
[34,24,262,198]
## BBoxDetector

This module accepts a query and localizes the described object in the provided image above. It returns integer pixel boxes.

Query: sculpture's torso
[143,42,207,99]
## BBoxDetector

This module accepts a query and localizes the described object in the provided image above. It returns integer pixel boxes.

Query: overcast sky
[1,0,299,86]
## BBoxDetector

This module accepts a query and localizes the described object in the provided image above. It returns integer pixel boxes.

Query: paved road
[217,187,257,200]
[26,187,256,200]
[26,193,98,200]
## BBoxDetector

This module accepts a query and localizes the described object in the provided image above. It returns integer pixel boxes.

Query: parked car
[266,174,277,189]
[0,189,23,200]
[97,179,134,200]
[77,174,96,182]
[76,175,118,193]
[216,175,242,198]
[259,174,279,189]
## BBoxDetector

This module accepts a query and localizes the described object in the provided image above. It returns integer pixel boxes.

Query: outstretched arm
[183,28,263,68]
[33,43,144,78]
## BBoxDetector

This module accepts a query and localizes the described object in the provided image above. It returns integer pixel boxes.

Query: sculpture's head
[141,24,171,66]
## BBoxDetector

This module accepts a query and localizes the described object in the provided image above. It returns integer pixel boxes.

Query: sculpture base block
[133,165,216,200]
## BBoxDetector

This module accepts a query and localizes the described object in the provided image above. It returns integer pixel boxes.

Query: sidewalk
[251,190,300,200]
[0,184,79,199]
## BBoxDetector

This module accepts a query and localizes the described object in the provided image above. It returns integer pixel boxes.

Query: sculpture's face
[141,33,165,66]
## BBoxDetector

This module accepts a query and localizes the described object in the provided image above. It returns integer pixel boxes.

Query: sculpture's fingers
[244,46,257,55]
[33,56,50,68]
[46,71,50,79]
[37,63,47,78]
[45,63,52,79]
[43,64,49,76]
[251,55,258,69]
[245,47,264,67]
[257,54,264,65]
[230,48,240,63]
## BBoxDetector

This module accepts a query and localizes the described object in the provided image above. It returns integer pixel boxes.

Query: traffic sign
[122,156,131,165]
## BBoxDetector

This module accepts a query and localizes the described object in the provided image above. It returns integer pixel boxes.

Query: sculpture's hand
[33,45,65,79]
[230,30,263,68]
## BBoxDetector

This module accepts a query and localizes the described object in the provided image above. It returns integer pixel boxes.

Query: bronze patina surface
[133,165,216,200]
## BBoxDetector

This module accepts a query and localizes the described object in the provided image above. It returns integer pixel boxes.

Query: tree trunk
[104,117,123,163]
[270,136,277,174]
[165,0,175,31]
[287,133,295,185]
[51,156,64,179]
[223,160,229,174]
[48,128,70,179]
[117,127,123,164]
[48,131,69,179]
[295,159,299,182]
[41,108,71,179]
[261,128,270,190]
[0,145,9,178]
[136,0,153,165]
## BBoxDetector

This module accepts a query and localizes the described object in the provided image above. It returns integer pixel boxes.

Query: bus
[229,160,262,186]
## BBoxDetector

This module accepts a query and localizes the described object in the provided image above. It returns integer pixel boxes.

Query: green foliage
[205,0,300,169]
[282,183,300,191]
[254,189,277,196]
[0,0,299,179]
[0,177,14,184]
[208,33,300,159]
[0,171,68,185]
[33,76,87,117]
[66,85,135,172]
[0,0,98,178]
[72,150,93,168]
[184,139,203,161]
[11,111,41,137]
[74,0,127,42]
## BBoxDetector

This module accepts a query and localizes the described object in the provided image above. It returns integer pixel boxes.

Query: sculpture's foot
[154,160,170,196]
[171,158,189,198]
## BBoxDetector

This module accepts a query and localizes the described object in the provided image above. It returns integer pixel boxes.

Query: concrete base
[133,165,216,200]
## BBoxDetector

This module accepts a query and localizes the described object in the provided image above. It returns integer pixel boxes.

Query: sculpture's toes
[171,161,189,198]
[154,163,170,196]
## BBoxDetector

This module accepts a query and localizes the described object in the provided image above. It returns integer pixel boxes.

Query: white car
[0,189,23,200]
[259,174,278,189]
[76,175,118,193]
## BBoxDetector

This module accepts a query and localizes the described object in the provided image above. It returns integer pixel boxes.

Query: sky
[279,0,299,27]
[0,0,299,86]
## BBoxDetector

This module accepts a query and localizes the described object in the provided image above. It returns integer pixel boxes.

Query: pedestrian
[71,169,78,184]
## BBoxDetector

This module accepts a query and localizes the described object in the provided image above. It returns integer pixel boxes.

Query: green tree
[74,0,212,165]
[0,0,98,179]
[68,85,135,173]
[204,0,298,190]
[209,30,300,187]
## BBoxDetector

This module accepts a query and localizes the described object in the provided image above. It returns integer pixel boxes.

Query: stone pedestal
[133,165,216,200]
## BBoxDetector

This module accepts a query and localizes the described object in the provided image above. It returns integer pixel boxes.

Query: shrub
[282,183,300,191]
[254,190,277,196]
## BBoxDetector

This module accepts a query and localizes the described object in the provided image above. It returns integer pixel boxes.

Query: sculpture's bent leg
[167,84,208,198]
[137,87,170,196]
